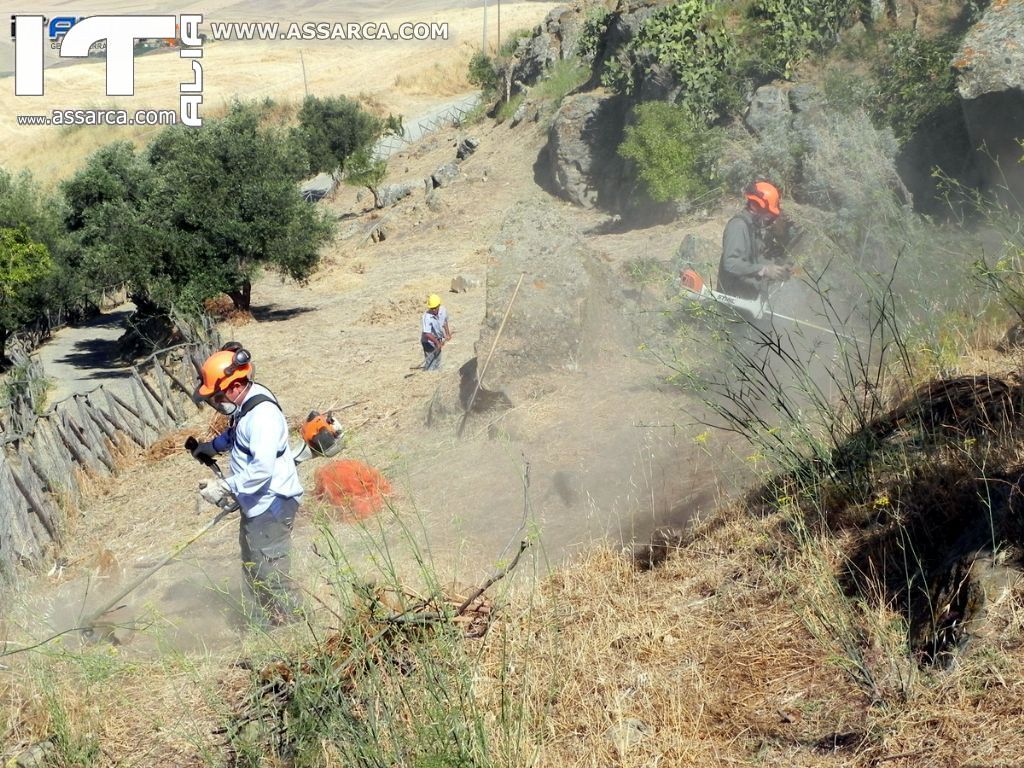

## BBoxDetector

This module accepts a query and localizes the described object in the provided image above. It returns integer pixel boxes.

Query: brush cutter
[679,268,863,344]
[79,438,241,636]
[80,419,344,635]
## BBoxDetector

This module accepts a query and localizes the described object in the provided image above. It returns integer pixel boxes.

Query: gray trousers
[423,345,442,370]
[239,496,302,624]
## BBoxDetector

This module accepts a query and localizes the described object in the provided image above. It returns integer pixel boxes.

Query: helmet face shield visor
[206,391,238,416]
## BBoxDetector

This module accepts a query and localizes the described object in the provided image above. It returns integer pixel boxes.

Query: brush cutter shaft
[82,503,238,626]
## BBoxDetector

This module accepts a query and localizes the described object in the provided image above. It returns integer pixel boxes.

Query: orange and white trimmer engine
[680,268,707,295]
[302,411,346,458]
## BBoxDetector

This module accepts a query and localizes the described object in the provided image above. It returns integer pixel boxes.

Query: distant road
[37,306,136,405]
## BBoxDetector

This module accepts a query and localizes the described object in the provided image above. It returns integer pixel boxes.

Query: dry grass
[473,504,1024,767]
[392,45,476,97]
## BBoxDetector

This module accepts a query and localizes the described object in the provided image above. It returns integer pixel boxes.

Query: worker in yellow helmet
[420,293,451,370]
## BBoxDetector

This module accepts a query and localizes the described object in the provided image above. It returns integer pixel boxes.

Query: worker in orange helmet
[191,343,304,626]
[717,180,793,300]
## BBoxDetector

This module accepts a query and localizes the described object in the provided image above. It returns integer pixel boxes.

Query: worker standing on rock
[421,294,450,370]
[191,345,304,626]
[717,180,793,300]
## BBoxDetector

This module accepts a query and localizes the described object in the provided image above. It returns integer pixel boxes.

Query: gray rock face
[745,84,792,135]
[430,162,460,188]
[456,136,479,160]
[376,182,416,207]
[511,5,583,88]
[954,1,1024,100]
[602,3,660,62]
[474,201,590,391]
[954,0,1024,208]
[547,93,608,207]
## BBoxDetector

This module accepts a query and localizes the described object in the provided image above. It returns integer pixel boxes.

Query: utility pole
[300,50,308,98]
[482,0,488,53]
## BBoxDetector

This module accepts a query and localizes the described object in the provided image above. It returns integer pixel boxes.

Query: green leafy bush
[872,30,959,143]
[0,226,53,361]
[747,0,861,79]
[577,8,612,59]
[619,101,722,203]
[467,50,499,94]
[609,0,738,121]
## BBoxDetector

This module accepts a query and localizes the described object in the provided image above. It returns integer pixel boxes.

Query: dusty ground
[4,92,754,664]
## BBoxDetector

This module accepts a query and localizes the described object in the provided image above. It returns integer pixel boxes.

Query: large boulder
[953,0,1024,209]
[545,92,626,208]
[745,84,792,136]
[426,201,592,430]
[376,181,417,207]
[472,201,590,398]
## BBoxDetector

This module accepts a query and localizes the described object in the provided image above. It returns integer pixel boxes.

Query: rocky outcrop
[544,91,628,208]
[456,137,479,161]
[546,93,605,207]
[375,182,417,207]
[953,0,1024,209]
[744,84,792,136]
[430,162,460,188]
[511,5,585,89]
[473,201,590,392]
[426,201,593,429]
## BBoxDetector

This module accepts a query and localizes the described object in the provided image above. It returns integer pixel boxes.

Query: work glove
[190,440,218,464]
[758,263,789,281]
[199,478,232,508]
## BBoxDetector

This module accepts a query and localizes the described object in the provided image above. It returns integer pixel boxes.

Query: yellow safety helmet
[427,294,442,309]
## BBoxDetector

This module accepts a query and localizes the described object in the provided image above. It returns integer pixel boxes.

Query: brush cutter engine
[302,410,346,458]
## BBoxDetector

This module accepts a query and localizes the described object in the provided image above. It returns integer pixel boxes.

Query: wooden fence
[0,319,220,576]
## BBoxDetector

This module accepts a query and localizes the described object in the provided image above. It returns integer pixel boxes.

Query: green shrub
[496,92,526,123]
[623,0,739,121]
[577,8,612,59]
[747,0,861,79]
[822,66,876,114]
[532,60,589,106]
[619,102,722,203]
[872,30,959,143]
[467,51,499,94]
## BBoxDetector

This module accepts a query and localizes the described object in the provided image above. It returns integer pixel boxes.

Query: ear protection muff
[220,341,255,382]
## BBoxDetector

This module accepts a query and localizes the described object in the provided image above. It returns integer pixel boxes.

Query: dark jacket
[717,209,770,300]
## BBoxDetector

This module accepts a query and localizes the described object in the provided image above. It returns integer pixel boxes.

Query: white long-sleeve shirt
[421,310,444,341]
[222,383,303,518]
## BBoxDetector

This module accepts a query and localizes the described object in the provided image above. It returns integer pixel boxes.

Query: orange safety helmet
[744,180,781,216]
[196,348,253,398]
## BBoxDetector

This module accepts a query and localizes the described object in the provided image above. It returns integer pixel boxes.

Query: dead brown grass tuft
[144,428,200,462]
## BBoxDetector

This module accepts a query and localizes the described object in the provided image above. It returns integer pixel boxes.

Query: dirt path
[34,305,136,404]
